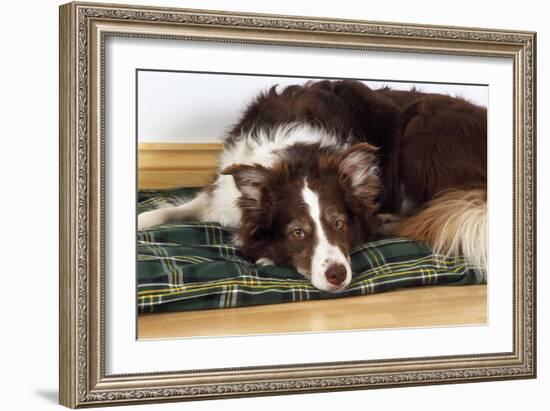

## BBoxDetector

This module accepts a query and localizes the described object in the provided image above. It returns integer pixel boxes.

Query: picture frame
[59,1,537,408]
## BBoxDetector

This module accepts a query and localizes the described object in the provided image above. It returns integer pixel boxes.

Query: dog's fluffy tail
[396,188,487,281]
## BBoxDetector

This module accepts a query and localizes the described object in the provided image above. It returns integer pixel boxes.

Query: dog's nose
[325,263,347,286]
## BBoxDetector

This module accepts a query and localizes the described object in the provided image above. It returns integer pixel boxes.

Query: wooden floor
[138,285,487,339]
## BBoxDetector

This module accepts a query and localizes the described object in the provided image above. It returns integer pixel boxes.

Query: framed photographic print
[59,1,537,408]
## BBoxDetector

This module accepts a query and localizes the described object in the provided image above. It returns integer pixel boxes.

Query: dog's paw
[377,213,402,236]
[256,257,275,266]
[137,209,168,231]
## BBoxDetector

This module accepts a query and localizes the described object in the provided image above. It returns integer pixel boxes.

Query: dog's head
[221,143,381,293]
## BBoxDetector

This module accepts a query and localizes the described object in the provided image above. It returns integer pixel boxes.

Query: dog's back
[225,80,399,156]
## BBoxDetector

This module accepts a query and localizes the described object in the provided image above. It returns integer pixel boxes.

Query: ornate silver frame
[59,1,536,408]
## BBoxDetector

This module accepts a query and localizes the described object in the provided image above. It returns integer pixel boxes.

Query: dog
[138,80,487,292]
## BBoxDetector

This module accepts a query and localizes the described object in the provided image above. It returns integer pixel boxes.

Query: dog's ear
[221,164,276,231]
[337,143,381,215]
[221,164,271,201]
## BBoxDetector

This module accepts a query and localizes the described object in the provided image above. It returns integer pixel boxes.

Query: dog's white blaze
[301,181,352,292]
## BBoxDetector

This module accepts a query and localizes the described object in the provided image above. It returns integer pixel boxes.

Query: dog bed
[137,188,485,313]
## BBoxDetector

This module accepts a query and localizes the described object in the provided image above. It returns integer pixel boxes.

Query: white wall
[0,1,547,410]
[138,70,488,143]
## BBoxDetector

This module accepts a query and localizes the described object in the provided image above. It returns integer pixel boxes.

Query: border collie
[138,80,487,292]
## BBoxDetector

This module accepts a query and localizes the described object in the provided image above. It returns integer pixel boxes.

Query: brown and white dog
[138,80,487,292]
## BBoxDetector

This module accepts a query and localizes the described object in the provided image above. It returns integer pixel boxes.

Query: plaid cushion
[137,188,485,313]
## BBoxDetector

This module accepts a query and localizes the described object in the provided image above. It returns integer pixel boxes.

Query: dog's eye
[334,218,345,231]
[292,228,305,239]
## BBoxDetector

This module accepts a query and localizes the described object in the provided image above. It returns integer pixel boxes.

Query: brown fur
[227,80,399,150]
[389,95,486,207]
[383,95,487,275]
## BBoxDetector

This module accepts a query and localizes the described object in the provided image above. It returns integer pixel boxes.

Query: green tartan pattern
[137,188,484,313]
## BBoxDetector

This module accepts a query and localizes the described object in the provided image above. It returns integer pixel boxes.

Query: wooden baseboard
[138,142,222,189]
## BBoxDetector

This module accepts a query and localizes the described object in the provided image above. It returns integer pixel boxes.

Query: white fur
[301,181,352,293]
[218,123,348,172]
[200,175,242,227]
[432,198,487,281]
